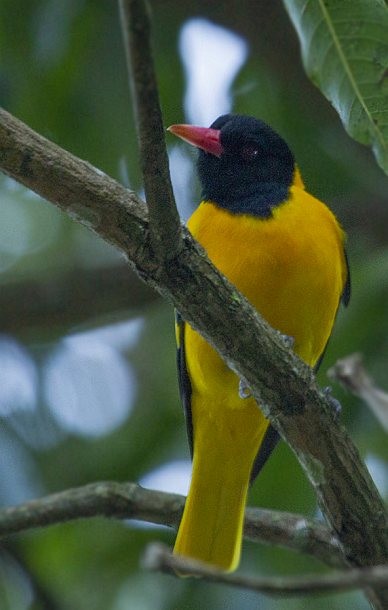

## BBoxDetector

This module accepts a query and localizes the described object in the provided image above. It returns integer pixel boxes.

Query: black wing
[249,425,280,483]
[250,248,351,483]
[342,250,351,307]
[175,311,194,458]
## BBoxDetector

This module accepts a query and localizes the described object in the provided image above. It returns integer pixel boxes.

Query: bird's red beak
[167,124,223,158]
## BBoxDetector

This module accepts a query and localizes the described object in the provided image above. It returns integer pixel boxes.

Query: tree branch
[244,506,344,568]
[0,108,150,262]
[119,0,182,261]
[0,481,343,567]
[144,543,388,598]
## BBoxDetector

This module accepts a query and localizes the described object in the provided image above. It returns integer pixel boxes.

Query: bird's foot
[239,379,252,399]
[322,386,342,419]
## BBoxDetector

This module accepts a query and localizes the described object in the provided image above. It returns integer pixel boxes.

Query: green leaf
[283,0,388,174]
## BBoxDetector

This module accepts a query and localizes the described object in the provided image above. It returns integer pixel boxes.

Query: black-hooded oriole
[168,114,350,572]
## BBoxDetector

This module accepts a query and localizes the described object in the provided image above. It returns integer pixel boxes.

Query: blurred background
[0,1,387,609]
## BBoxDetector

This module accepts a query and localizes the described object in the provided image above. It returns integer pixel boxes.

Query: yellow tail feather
[174,404,268,572]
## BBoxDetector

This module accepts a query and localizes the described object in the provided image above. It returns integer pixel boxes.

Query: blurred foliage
[0,1,387,609]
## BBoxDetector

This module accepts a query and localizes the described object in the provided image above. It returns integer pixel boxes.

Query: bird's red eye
[240,145,259,161]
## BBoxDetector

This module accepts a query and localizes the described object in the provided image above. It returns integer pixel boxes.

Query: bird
[167,114,350,573]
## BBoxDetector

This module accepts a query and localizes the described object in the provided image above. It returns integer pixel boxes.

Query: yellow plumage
[173,175,348,571]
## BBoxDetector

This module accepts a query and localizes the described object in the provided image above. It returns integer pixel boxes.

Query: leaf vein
[317,0,387,152]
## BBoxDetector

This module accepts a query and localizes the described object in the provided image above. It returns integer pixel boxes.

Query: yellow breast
[184,186,347,400]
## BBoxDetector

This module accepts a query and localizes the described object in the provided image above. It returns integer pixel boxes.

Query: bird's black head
[169,114,296,218]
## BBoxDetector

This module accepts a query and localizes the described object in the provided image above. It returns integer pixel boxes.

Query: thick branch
[0,107,387,599]
[0,481,343,567]
[0,109,151,266]
[119,0,182,260]
[144,543,388,598]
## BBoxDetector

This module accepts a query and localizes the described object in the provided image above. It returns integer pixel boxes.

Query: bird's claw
[239,379,252,399]
[279,332,295,349]
[322,385,342,419]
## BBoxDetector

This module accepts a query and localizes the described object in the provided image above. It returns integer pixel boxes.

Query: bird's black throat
[199,178,291,218]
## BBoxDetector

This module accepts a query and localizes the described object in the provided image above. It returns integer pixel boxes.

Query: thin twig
[244,507,344,568]
[118,0,182,261]
[143,543,388,598]
[0,481,344,567]
[328,353,388,431]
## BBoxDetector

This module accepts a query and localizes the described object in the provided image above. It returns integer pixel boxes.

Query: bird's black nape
[197,114,295,218]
